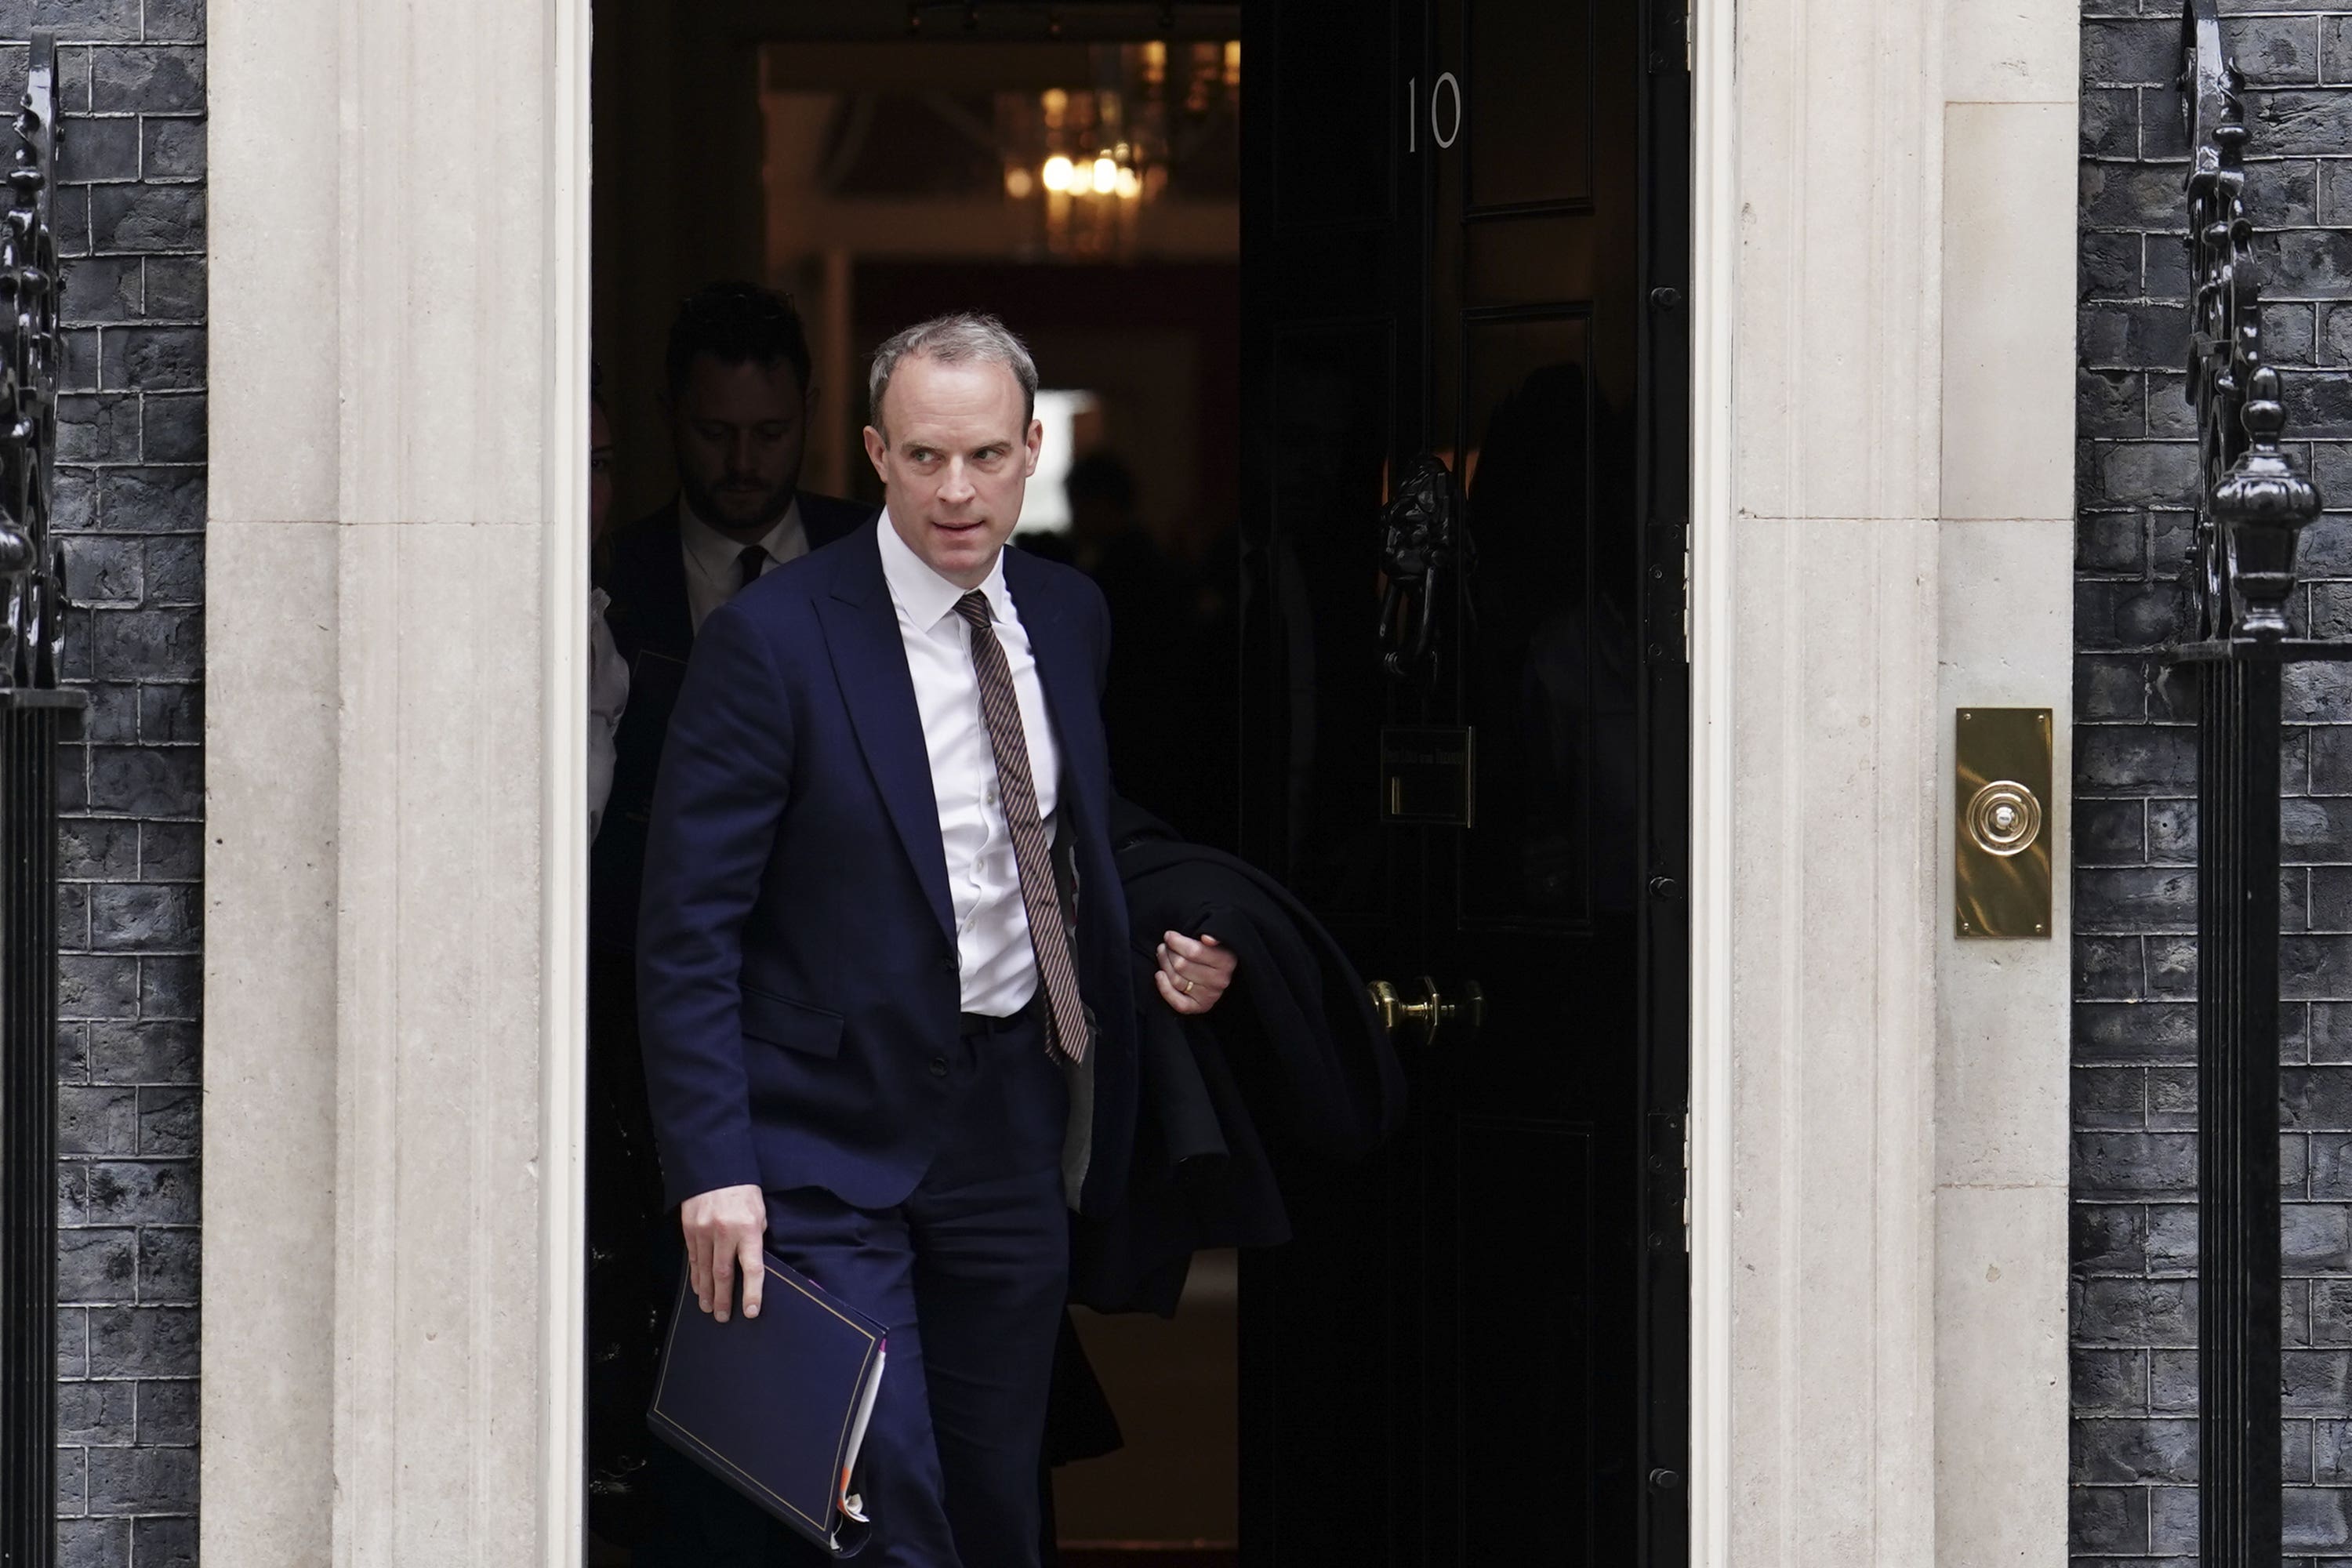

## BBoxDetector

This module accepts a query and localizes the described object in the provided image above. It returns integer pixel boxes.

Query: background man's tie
[954,590,1088,1063]
[734,543,770,595]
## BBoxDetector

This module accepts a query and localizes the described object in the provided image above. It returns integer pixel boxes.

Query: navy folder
[647,1250,890,1556]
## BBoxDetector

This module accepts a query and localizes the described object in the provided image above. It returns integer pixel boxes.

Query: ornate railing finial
[0,33,66,692]
[2214,365,2323,637]
[2174,0,2325,653]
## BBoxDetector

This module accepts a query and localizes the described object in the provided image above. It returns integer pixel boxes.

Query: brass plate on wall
[1956,706,2053,940]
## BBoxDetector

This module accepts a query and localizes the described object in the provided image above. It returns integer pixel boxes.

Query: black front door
[1237,2,1690,1561]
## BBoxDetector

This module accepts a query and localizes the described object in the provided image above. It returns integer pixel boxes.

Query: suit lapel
[815,525,958,945]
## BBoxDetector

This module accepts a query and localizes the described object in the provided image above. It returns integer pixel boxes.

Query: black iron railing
[0,32,78,1568]
[2168,4,2335,1563]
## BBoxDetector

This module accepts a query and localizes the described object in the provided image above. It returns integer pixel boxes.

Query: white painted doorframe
[541,1,593,1562]
[1686,0,1735,1560]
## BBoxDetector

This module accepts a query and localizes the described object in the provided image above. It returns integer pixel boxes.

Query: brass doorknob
[1366,976,1485,1046]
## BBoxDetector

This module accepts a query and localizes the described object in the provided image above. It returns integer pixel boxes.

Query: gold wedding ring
[1182,977,1196,996]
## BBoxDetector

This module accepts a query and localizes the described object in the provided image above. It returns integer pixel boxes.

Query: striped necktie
[953,590,1087,1063]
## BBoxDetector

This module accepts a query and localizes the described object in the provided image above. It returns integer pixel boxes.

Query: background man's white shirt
[877,514,1062,1018]
[586,586,630,842]
[681,494,808,633]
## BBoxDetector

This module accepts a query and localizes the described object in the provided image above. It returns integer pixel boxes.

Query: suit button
[929,1056,949,1078]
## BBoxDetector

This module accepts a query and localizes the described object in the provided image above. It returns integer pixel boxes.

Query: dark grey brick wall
[2077,2,2352,1560]
[27,3,205,1564]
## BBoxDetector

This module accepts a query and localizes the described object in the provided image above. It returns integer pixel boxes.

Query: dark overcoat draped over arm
[1068,800,1407,1315]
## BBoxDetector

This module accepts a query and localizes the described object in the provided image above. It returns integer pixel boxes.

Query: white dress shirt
[877,514,1062,1018]
[586,586,630,842]
[681,495,808,633]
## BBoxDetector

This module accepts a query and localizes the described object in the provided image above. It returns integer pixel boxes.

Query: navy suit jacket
[635,520,1138,1218]
[592,492,873,954]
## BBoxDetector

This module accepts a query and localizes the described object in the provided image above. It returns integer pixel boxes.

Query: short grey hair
[866,312,1039,438]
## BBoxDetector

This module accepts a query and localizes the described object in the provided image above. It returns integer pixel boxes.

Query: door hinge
[1643,522,1690,667]
[1686,0,1695,72]
[1650,0,1693,72]
[1647,1112,1690,1255]
[1681,523,1692,666]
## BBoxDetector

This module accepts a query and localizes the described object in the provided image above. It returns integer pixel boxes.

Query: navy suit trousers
[638,1010,1071,1568]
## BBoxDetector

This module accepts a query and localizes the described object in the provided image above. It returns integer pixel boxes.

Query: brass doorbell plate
[1955,707,2053,940]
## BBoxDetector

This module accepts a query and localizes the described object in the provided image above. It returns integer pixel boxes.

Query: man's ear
[1022,417,1044,477]
[862,425,889,484]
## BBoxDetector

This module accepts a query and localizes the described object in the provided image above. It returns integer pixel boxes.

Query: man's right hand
[680,1183,767,1323]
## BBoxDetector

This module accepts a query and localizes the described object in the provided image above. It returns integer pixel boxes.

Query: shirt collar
[679,492,804,580]
[876,510,1011,633]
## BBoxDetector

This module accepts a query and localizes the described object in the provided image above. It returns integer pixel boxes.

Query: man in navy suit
[637,313,1236,1566]
[586,285,877,1553]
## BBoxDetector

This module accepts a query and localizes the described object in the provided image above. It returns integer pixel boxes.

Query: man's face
[590,401,615,539]
[667,354,808,539]
[862,355,1041,590]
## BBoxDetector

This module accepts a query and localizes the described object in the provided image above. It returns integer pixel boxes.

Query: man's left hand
[1156,930,1236,1015]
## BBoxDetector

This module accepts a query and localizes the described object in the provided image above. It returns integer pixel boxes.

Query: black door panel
[1243,0,1688,1563]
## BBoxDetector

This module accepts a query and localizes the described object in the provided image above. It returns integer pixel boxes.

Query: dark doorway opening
[586,2,1687,1562]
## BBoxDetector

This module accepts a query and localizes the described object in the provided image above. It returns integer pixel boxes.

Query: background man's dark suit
[592,492,873,954]
[636,520,1138,1563]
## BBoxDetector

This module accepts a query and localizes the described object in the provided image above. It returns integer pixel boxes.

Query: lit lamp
[1034,151,1140,201]
[1005,42,1235,253]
